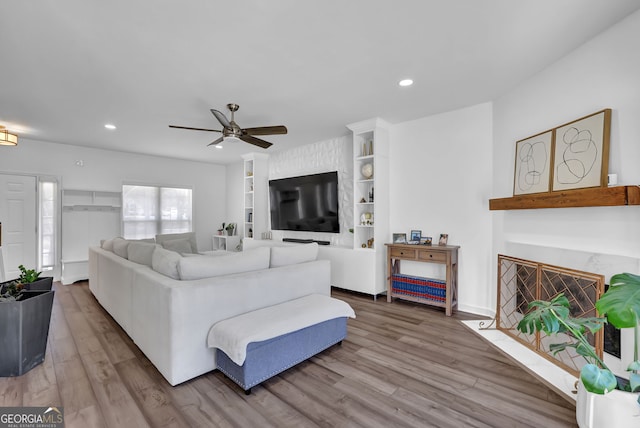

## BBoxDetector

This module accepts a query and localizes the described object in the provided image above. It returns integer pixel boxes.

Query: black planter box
[0,290,55,376]
[0,276,53,292]
[23,276,53,291]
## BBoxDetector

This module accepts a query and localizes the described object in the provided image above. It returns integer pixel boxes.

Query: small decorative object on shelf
[217,223,225,235]
[369,187,374,202]
[225,223,236,236]
[361,163,373,179]
[438,234,448,246]
[360,212,373,225]
[359,197,367,203]
[367,238,374,248]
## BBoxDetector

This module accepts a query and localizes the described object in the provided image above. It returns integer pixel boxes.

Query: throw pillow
[151,247,181,280]
[112,238,129,259]
[270,242,319,268]
[156,232,198,253]
[161,238,193,255]
[101,238,115,252]
[128,242,158,266]
[178,247,270,280]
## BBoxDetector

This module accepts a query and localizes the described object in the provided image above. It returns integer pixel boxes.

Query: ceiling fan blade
[211,109,231,129]
[169,125,222,132]
[239,134,272,149]
[242,125,288,136]
[207,136,224,147]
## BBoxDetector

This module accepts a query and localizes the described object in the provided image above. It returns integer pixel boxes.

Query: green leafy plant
[517,272,640,401]
[0,280,24,302]
[225,223,236,235]
[18,264,41,284]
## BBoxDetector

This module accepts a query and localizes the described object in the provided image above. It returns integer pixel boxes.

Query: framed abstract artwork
[552,109,611,191]
[513,130,553,195]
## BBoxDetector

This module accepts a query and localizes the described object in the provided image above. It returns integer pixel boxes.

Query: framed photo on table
[438,234,448,246]
[393,233,407,244]
[410,230,422,243]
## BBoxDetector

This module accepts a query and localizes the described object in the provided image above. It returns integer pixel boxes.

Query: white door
[0,174,37,280]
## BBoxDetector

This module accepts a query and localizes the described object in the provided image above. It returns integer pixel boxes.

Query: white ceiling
[2,1,640,164]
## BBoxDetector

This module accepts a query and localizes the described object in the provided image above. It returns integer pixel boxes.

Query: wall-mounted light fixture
[0,126,18,146]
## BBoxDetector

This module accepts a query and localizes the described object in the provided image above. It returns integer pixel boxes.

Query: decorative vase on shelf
[361,163,373,179]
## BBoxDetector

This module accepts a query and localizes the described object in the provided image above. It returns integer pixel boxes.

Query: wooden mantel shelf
[489,185,640,210]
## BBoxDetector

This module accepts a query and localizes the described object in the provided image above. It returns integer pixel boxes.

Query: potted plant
[517,272,640,427]
[0,270,55,376]
[17,264,53,291]
[225,223,236,236]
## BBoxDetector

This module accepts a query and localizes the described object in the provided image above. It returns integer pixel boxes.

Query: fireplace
[497,254,604,376]
[501,242,640,380]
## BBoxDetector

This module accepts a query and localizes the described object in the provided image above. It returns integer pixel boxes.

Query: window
[122,184,192,240]
[39,179,57,271]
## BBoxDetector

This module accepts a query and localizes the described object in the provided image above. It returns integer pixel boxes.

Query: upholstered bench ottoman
[207,294,355,394]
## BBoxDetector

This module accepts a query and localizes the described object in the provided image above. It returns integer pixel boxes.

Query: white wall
[390,103,494,315]
[0,138,227,253]
[492,10,640,289]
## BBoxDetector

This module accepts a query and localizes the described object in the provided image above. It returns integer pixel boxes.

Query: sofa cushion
[270,243,319,268]
[128,242,158,266]
[112,238,129,258]
[151,247,182,279]
[161,238,193,255]
[101,237,119,252]
[156,232,198,253]
[178,247,270,280]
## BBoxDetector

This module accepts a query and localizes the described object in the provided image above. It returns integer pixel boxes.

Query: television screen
[269,172,339,233]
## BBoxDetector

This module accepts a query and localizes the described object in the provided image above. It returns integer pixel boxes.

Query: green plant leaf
[630,373,640,393]
[516,294,571,335]
[580,364,617,394]
[629,360,640,372]
[597,273,640,329]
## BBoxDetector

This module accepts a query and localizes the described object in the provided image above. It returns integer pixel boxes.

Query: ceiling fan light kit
[0,126,18,146]
[169,103,287,149]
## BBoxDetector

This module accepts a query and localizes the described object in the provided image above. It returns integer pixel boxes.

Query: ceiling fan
[169,103,287,149]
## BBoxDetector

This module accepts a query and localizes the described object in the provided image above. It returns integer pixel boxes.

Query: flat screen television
[269,171,340,233]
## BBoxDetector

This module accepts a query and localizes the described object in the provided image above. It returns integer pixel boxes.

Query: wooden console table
[385,243,459,316]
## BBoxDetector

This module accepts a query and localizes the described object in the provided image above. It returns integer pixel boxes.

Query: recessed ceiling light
[398,79,414,87]
[104,124,117,130]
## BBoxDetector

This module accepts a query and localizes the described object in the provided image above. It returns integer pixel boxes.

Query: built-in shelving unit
[212,235,241,252]
[61,189,121,284]
[489,185,640,210]
[242,153,269,242]
[346,118,390,296]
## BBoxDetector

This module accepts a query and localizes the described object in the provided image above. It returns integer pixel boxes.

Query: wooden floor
[0,281,577,428]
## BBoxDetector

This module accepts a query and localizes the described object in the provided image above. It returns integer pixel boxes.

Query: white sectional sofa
[88,239,330,386]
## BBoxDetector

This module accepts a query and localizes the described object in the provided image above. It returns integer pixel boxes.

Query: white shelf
[61,189,121,285]
[212,235,241,252]
[241,153,269,243]
[346,118,391,296]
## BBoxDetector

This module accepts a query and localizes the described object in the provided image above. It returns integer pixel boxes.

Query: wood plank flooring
[0,281,577,427]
